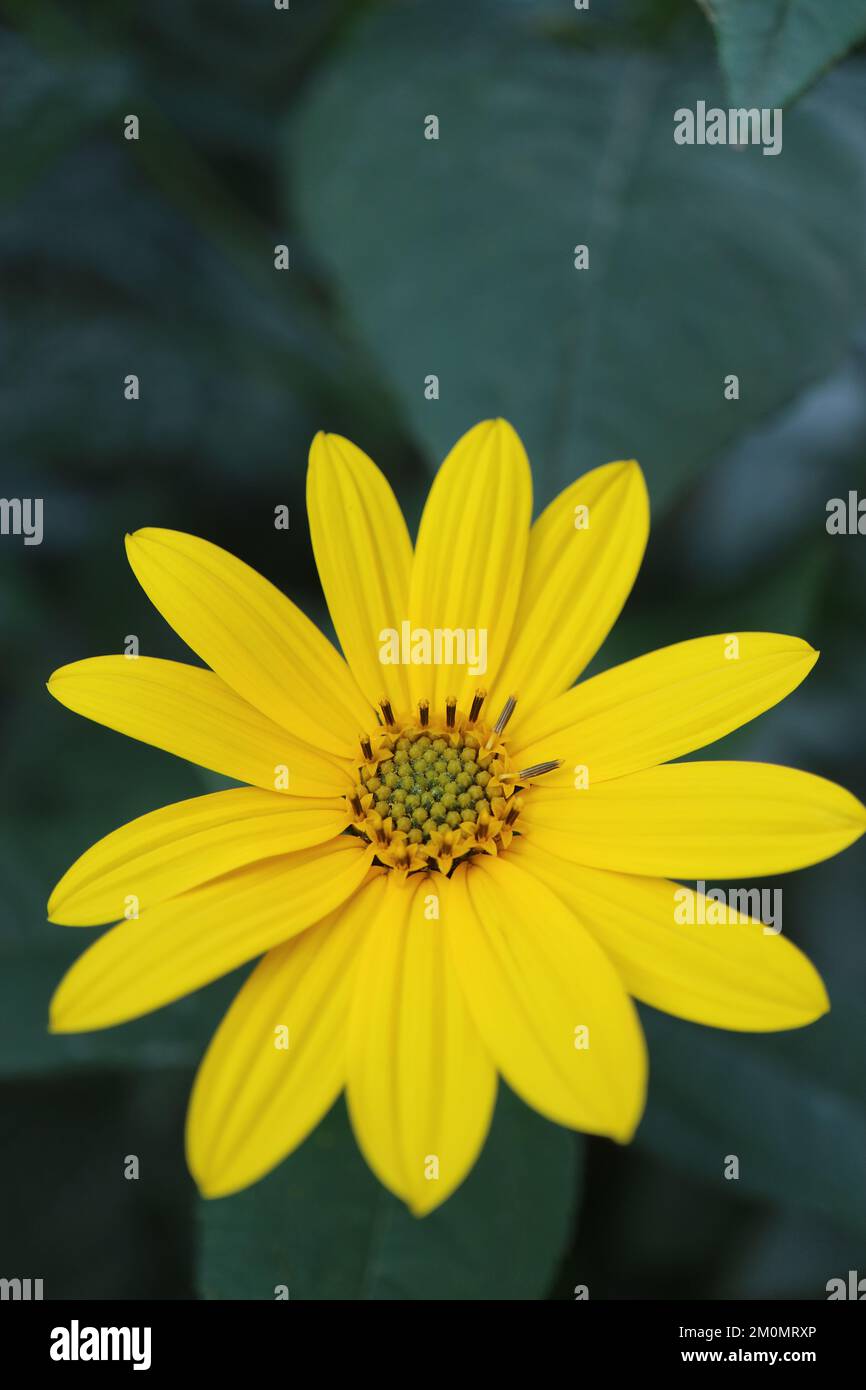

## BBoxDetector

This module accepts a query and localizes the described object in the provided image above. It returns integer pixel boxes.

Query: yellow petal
[126,528,371,756]
[524,761,866,877]
[307,433,413,715]
[511,840,829,1032]
[49,838,373,1032]
[444,858,646,1141]
[47,656,351,797]
[408,419,532,713]
[48,787,349,926]
[489,460,648,718]
[510,632,818,783]
[188,873,387,1199]
[347,873,496,1214]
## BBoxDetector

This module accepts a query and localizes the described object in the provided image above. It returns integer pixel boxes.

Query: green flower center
[358,730,494,845]
[346,693,562,872]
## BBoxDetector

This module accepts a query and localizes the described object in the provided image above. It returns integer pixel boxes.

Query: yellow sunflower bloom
[46,419,866,1216]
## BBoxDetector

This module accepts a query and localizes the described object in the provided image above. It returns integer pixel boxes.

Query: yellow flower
[47,420,865,1215]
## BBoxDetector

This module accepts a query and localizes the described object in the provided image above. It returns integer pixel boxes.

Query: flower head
[47,421,865,1214]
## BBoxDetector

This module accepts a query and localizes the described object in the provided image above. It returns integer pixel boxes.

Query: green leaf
[699,0,866,110]
[292,2,866,510]
[0,29,126,200]
[0,15,398,481]
[0,1067,196,1297]
[636,977,866,1236]
[198,1087,583,1300]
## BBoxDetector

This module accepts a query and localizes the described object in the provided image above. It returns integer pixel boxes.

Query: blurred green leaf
[293,2,866,509]
[131,0,348,154]
[669,340,866,587]
[0,29,126,199]
[0,1067,195,1297]
[636,976,866,1236]
[555,1142,762,1298]
[0,138,372,478]
[0,18,398,482]
[198,1087,582,1300]
[698,0,866,109]
[712,1203,862,1299]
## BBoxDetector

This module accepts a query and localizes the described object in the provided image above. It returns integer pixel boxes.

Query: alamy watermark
[0,1276,43,1299]
[674,881,782,935]
[0,497,42,545]
[50,1321,151,1371]
[674,102,782,157]
[826,492,866,534]
[379,621,488,676]
[827,1270,866,1299]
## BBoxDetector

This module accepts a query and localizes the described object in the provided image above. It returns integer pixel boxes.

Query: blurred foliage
[1,1067,195,1297]
[293,0,866,510]
[1,0,865,1300]
[698,0,866,110]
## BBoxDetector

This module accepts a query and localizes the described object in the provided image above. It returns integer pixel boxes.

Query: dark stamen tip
[468,688,487,724]
[493,694,518,734]
[517,758,563,780]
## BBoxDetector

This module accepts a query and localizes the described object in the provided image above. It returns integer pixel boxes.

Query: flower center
[345,690,561,874]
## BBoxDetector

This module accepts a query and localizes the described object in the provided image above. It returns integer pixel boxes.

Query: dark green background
[2,0,865,1299]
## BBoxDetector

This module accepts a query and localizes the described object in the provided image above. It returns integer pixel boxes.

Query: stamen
[418,699,429,727]
[379,697,395,727]
[445,696,457,729]
[494,694,517,734]
[485,694,517,748]
[349,791,363,817]
[360,734,374,762]
[516,759,563,780]
[468,688,487,724]
[368,813,387,846]
[504,797,523,827]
